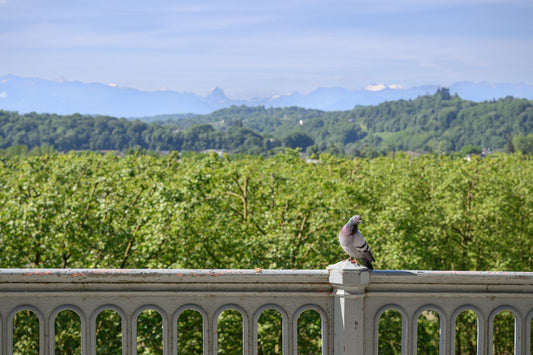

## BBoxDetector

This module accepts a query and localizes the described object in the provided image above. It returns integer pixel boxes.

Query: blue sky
[1,0,532,98]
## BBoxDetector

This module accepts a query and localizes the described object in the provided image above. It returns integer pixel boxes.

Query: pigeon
[338,215,375,270]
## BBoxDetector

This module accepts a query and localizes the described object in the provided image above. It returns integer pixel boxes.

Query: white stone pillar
[328,260,370,355]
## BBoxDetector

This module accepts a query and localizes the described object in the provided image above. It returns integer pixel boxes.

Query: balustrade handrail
[1,263,532,354]
[0,268,331,292]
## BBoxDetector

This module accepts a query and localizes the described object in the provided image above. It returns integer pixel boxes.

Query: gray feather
[338,215,375,269]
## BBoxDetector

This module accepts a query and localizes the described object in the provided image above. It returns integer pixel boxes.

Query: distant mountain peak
[1,74,533,116]
[206,86,231,106]
[208,86,226,98]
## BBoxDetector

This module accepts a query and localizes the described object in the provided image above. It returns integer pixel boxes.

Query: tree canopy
[1,90,532,156]
[1,150,531,271]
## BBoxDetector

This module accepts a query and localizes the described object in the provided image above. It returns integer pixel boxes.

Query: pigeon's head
[348,215,362,226]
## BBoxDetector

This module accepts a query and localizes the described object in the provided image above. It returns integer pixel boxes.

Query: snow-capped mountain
[1,74,532,117]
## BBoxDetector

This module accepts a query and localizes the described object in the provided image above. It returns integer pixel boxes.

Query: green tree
[512,134,533,154]
[282,131,315,150]
[459,144,482,157]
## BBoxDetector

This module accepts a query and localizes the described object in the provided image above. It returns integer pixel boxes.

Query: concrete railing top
[2,263,532,291]
[0,268,329,283]
[0,268,332,293]
[371,269,533,283]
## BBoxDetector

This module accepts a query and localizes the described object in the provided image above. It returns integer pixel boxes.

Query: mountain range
[1,74,533,117]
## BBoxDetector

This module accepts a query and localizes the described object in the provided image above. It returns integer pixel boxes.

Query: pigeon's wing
[352,231,375,267]
[354,231,373,254]
[353,232,374,269]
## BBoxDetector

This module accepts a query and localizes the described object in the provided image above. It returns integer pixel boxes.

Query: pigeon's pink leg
[347,256,358,264]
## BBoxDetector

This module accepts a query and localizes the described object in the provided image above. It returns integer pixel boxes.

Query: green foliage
[512,134,533,154]
[492,311,514,355]
[177,310,203,354]
[459,144,482,157]
[217,310,243,354]
[0,111,272,155]
[1,91,532,156]
[455,311,477,354]
[0,151,531,271]
[13,310,39,355]
[137,310,163,354]
[55,311,82,354]
[257,310,283,354]
[96,310,122,355]
[0,144,56,158]
[1,151,532,353]
[417,311,440,354]
[282,130,315,150]
[297,310,322,354]
[378,310,402,354]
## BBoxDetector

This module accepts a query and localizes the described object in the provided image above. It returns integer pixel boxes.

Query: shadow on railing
[1,262,532,354]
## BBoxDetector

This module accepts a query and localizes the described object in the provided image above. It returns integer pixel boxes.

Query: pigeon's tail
[359,258,373,270]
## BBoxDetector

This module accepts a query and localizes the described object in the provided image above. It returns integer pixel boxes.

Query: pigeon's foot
[347,257,358,264]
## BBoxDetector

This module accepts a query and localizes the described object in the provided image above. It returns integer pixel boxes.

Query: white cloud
[0,0,530,96]
[0,91,7,99]
[365,84,386,91]
[388,84,405,90]
[365,84,405,91]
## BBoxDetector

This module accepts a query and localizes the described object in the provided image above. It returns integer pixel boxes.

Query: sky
[1,0,532,99]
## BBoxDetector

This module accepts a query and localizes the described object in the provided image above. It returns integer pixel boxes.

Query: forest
[1,90,533,353]
[1,88,533,157]
[2,150,530,271]
[1,150,532,353]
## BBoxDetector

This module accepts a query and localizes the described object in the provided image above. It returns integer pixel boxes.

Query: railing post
[328,261,370,355]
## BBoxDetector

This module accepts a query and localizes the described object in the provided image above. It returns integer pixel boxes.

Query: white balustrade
[0,261,532,354]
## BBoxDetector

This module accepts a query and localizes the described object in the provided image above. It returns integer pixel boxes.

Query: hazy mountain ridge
[1,74,533,117]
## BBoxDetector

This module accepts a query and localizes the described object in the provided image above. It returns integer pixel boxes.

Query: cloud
[364,84,404,91]
[388,84,405,90]
[0,0,530,96]
[365,84,386,92]
[0,91,7,99]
